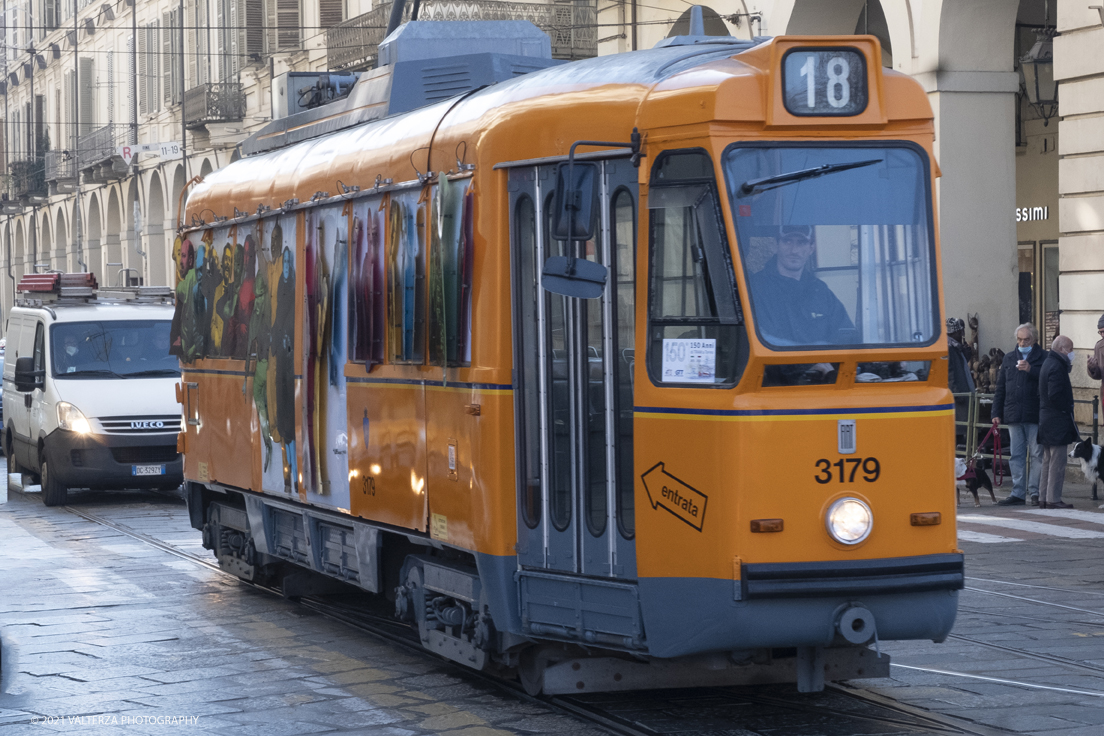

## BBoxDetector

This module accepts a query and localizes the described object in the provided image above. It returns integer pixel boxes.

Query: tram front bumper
[638,553,963,658]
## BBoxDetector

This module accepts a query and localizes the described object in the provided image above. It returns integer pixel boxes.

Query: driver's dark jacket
[748,257,853,345]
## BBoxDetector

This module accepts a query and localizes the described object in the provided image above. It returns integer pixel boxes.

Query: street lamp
[1020,29,1058,126]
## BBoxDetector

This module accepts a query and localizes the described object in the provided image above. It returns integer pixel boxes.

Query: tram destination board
[782,47,868,116]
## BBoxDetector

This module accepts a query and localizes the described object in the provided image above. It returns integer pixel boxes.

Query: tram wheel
[518,647,547,696]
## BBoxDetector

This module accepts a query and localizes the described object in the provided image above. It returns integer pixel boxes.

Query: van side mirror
[550,162,598,241]
[14,356,43,393]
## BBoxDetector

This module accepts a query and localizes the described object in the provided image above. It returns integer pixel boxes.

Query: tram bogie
[179,16,961,694]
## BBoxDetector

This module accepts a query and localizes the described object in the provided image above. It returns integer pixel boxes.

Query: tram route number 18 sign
[662,338,716,383]
[782,48,868,117]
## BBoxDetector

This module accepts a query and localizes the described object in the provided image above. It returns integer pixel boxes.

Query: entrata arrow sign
[641,462,708,531]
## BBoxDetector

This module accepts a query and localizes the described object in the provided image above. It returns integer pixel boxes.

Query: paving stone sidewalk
[0,469,603,736]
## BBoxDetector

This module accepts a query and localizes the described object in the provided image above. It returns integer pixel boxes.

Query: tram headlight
[57,402,92,435]
[825,498,872,545]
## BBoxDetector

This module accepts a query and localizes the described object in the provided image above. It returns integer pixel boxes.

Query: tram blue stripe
[178,369,510,390]
[182,368,251,377]
[346,377,513,391]
[634,403,952,417]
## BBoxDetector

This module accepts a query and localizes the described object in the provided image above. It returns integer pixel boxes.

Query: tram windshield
[723,145,937,351]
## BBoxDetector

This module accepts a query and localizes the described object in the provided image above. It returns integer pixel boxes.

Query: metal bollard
[1094,395,1099,501]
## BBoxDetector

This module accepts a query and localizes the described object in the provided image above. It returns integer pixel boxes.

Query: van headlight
[826,498,872,544]
[57,402,92,434]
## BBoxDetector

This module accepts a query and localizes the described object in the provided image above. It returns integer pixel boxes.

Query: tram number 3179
[814,457,881,484]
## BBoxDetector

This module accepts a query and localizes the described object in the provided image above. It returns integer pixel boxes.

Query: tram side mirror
[14,357,43,392]
[551,162,598,241]
[541,256,608,299]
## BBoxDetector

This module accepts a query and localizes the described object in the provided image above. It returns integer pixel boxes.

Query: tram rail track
[10,488,1022,736]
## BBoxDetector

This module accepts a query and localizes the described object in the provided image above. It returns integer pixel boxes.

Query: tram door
[510,158,638,579]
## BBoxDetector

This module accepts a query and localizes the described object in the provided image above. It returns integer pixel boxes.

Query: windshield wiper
[737,159,883,197]
[62,369,124,378]
[122,369,181,377]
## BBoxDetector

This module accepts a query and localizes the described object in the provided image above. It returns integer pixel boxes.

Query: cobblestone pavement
[857,477,1104,735]
[0,467,604,736]
[3,459,1104,735]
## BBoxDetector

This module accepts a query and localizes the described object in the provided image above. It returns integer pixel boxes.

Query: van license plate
[132,464,165,476]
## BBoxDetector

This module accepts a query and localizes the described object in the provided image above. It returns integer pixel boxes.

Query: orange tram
[177,13,960,694]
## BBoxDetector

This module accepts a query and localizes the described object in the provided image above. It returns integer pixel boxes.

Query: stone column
[104,231,124,287]
[1056,2,1104,421]
[917,71,1021,355]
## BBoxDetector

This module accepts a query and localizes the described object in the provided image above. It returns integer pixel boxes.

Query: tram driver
[749,225,854,383]
[749,225,853,346]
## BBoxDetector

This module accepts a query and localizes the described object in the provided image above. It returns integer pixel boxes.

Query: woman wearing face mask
[992,323,1048,506]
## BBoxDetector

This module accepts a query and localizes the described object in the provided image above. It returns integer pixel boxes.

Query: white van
[3,274,182,506]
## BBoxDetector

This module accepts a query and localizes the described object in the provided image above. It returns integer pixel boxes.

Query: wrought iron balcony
[184,83,245,129]
[77,123,129,182]
[0,175,22,214]
[326,0,597,72]
[45,150,78,194]
[10,158,47,202]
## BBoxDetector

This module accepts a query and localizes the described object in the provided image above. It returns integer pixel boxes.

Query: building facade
[3,0,1101,411]
[0,0,594,315]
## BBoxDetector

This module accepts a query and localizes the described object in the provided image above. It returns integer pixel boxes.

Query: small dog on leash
[955,457,996,508]
[1069,438,1103,510]
[1070,437,1101,484]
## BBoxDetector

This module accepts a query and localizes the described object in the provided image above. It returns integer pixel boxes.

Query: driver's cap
[780,225,814,240]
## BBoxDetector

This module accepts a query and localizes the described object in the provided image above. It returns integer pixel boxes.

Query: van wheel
[6,433,21,475]
[41,457,68,507]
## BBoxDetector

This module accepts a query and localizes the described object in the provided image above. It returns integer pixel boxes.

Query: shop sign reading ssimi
[1016,205,1048,222]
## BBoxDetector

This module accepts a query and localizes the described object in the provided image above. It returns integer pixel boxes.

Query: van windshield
[51,320,180,378]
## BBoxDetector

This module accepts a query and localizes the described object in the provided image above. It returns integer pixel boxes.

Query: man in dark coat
[992,323,1046,505]
[1038,335,1078,509]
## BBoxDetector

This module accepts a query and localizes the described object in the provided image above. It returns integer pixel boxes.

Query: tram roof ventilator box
[247,21,562,156]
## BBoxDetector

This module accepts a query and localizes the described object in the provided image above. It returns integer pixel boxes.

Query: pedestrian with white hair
[1037,334,1078,509]
[992,323,1046,505]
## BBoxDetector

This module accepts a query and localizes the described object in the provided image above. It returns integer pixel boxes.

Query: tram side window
[542,193,574,533]
[350,209,386,366]
[387,196,427,364]
[612,188,636,538]
[516,195,541,529]
[428,181,474,367]
[646,151,746,387]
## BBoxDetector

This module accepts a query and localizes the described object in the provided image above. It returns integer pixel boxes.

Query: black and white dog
[955,457,996,508]
[1070,437,1102,486]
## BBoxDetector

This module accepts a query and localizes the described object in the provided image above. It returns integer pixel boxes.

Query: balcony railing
[184,83,245,129]
[78,123,123,170]
[45,150,78,186]
[326,0,597,72]
[10,158,47,201]
[0,175,22,214]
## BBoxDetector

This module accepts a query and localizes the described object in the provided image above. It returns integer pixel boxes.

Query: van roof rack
[15,272,174,308]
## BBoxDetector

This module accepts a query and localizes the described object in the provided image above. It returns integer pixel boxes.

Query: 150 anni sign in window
[782,48,868,117]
